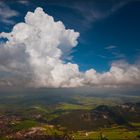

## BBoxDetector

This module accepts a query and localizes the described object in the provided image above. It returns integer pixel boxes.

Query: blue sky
[0,0,140,88]
[0,0,140,72]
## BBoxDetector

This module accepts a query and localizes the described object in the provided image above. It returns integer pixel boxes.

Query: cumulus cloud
[0,7,81,87]
[85,61,140,87]
[0,7,140,88]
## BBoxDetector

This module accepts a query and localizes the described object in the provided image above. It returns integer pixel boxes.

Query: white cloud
[105,45,126,59]
[51,0,130,30]
[17,0,29,5]
[0,7,81,87]
[85,61,140,87]
[0,7,140,88]
[0,1,19,24]
[105,45,117,50]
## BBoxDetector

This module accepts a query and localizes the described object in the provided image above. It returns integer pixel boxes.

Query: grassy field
[72,126,140,140]
[0,137,9,140]
[56,96,122,111]
[11,120,38,131]
[57,103,92,110]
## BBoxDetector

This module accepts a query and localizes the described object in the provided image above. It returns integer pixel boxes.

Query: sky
[0,0,140,88]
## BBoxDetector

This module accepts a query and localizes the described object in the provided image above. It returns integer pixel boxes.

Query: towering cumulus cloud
[0,7,140,87]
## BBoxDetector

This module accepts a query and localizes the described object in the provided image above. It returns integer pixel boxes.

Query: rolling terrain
[0,88,140,139]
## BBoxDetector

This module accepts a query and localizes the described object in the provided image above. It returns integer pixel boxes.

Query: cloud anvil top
[0,7,140,88]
